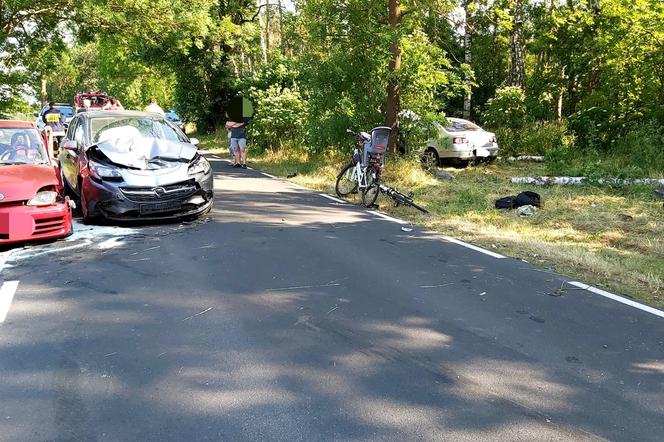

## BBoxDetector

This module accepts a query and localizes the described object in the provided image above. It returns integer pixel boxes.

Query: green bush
[248,85,306,150]
[495,121,571,157]
[544,123,664,179]
[483,86,528,130]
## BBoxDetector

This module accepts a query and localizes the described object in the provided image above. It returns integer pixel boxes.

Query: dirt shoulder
[202,138,664,309]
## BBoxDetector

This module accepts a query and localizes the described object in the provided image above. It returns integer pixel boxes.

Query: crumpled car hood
[93,137,197,170]
[0,164,59,203]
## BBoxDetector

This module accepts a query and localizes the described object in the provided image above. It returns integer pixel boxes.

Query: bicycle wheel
[362,170,380,207]
[335,163,358,197]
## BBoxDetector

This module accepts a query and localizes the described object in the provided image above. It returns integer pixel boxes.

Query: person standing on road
[42,102,66,135]
[42,102,66,150]
[225,119,248,169]
[144,97,165,116]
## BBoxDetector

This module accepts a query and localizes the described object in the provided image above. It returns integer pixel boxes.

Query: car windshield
[446,119,481,132]
[90,116,187,144]
[58,106,75,117]
[0,128,49,165]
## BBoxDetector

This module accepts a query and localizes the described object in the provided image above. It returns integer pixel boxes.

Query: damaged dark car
[59,111,213,222]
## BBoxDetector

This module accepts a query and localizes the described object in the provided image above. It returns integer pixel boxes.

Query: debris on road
[401,226,413,232]
[182,307,214,322]
[266,281,342,292]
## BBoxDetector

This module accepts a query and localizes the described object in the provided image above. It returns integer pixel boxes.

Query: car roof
[77,110,165,119]
[0,120,36,129]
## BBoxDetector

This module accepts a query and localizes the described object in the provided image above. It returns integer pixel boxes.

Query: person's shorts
[230,138,247,149]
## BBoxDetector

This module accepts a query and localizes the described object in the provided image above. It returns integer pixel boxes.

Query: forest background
[2,0,664,176]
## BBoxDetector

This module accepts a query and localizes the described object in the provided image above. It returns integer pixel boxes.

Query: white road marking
[320,194,346,204]
[0,281,19,323]
[262,172,277,179]
[568,281,664,319]
[441,236,507,259]
[368,210,408,225]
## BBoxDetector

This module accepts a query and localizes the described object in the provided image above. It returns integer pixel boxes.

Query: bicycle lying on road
[335,127,428,213]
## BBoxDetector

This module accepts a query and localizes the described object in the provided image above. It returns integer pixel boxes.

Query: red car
[0,120,73,245]
[74,92,109,112]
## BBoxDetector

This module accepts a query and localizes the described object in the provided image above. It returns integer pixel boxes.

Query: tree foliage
[2,0,664,166]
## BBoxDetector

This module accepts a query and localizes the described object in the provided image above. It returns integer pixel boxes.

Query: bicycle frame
[351,150,372,190]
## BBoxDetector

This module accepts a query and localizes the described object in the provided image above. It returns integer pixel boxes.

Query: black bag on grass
[495,191,541,209]
[515,191,541,208]
[495,196,517,209]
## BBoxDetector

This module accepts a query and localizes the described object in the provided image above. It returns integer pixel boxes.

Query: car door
[60,117,83,192]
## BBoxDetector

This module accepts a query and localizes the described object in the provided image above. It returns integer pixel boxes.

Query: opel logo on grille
[154,187,166,197]
[0,193,4,201]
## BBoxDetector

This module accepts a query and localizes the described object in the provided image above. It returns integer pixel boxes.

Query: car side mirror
[62,140,78,151]
[189,137,200,146]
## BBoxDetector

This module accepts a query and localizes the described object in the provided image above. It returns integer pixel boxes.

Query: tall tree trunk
[258,0,267,63]
[41,77,48,106]
[557,66,566,120]
[385,0,402,155]
[277,0,285,55]
[508,0,525,88]
[265,0,271,57]
[463,1,472,120]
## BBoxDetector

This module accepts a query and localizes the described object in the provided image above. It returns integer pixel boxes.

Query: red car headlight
[27,191,58,206]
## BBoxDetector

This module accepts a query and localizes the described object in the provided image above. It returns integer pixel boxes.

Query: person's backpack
[515,191,541,208]
[495,191,541,209]
[495,196,517,209]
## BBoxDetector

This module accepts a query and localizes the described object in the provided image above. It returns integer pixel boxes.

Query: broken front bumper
[82,173,214,221]
[0,202,73,244]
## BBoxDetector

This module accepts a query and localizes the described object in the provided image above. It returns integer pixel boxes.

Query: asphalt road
[0,156,663,441]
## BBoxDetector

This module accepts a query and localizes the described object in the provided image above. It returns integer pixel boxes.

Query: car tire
[421,148,439,171]
[79,180,98,225]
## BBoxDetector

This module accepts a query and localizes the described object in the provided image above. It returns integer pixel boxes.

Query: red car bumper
[0,202,72,245]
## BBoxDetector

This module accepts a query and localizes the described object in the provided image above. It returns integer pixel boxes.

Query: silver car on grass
[422,118,499,166]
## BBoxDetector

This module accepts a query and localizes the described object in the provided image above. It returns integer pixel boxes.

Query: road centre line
[0,281,19,323]
[568,281,664,319]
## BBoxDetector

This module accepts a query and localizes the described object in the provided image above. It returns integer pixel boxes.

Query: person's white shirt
[144,103,165,115]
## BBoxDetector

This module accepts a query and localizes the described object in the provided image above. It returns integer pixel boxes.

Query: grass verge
[199,134,664,309]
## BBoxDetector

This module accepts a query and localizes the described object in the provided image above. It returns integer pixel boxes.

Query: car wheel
[79,181,98,224]
[421,148,439,171]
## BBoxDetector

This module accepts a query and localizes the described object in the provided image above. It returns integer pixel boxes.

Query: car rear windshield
[446,120,481,132]
[90,116,187,144]
[0,128,49,165]
[58,106,75,117]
